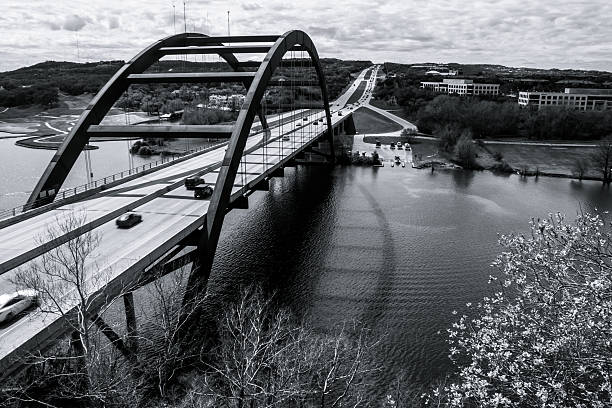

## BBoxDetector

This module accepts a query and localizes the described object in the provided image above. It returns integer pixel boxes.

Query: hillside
[0,58,372,109]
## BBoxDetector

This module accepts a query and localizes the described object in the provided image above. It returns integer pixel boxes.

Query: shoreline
[359,135,609,183]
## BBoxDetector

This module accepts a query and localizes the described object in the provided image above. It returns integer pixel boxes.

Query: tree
[196,287,380,408]
[8,211,137,406]
[436,124,462,153]
[136,266,209,398]
[592,136,612,183]
[454,129,477,168]
[439,213,612,407]
[572,158,589,180]
[400,128,416,144]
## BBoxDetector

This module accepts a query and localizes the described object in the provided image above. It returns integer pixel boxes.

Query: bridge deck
[0,107,355,377]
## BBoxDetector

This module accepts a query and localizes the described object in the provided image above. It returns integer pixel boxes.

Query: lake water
[1,138,611,387]
[0,138,161,210]
[206,163,612,387]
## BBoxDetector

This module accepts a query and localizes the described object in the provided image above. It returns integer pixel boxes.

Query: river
[1,137,611,387]
[207,162,612,387]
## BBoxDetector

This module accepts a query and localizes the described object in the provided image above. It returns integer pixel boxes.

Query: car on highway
[282,135,291,141]
[338,111,343,116]
[194,185,214,199]
[0,290,38,324]
[116,212,143,229]
[184,176,205,190]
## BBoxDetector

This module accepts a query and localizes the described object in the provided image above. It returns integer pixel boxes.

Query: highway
[0,66,372,374]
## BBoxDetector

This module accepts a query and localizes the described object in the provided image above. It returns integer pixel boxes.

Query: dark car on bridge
[184,176,205,190]
[338,111,343,116]
[194,185,214,199]
[116,212,142,229]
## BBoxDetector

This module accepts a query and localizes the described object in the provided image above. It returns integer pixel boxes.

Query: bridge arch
[199,30,335,279]
[27,30,336,284]
[27,32,271,206]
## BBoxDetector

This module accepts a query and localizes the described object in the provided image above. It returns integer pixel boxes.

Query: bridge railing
[0,142,222,222]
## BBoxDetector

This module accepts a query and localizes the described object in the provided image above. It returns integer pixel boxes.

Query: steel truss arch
[27,33,256,206]
[194,30,334,280]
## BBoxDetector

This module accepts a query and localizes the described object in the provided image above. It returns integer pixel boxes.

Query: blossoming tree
[442,212,612,407]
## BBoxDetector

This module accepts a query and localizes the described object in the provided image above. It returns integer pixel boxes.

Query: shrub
[137,145,152,155]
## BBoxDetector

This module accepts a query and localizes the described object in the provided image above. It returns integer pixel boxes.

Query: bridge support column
[123,293,138,353]
[91,313,137,365]
[228,195,249,210]
[327,127,335,163]
[183,218,213,307]
[270,167,284,177]
[253,178,269,191]
[344,116,357,135]
[70,330,86,360]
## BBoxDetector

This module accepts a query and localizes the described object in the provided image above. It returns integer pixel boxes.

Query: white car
[0,290,38,324]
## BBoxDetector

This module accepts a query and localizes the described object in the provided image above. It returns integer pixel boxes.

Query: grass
[352,107,402,134]
[346,81,367,105]
[490,144,600,177]
[368,99,400,110]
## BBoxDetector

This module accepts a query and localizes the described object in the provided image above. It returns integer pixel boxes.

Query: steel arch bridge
[29,29,339,281]
[0,30,359,378]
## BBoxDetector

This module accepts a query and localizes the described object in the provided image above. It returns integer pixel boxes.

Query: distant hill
[384,62,612,77]
[0,58,372,108]
[381,62,612,93]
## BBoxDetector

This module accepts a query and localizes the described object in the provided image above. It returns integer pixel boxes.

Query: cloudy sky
[1,0,610,72]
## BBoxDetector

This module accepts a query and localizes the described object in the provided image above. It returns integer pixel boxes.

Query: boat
[397,144,403,150]
[390,143,395,149]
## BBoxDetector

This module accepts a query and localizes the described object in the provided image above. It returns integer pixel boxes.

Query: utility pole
[227,10,230,36]
[76,34,80,61]
[183,0,187,33]
[172,3,176,34]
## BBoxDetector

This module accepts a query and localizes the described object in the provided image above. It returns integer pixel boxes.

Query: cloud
[0,0,611,72]
[241,3,262,11]
[62,14,90,32]
[43,21,61,31]
[107,16,119,29]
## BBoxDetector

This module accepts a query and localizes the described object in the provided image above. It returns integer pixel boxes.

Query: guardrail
[0,143,218,222]
[0,109,343,224]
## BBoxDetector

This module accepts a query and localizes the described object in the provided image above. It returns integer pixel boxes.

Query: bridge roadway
[0,67,371,376]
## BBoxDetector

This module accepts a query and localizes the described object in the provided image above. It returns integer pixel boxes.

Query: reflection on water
[207,165,612,386]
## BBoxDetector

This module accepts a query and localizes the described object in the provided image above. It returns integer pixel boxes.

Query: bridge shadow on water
[200,164,405,392]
